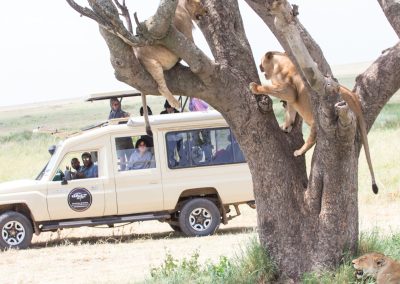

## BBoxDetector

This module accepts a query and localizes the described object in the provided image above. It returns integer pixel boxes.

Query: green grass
[147,236,277,284]
[146,232,400,284]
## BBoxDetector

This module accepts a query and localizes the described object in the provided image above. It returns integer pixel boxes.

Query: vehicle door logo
[68,188,92,212]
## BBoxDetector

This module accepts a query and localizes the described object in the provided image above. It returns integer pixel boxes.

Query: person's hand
[66,166,70,171]
[76,172,85,179]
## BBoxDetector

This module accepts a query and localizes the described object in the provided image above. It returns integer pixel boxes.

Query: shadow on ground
[30,226,257,249]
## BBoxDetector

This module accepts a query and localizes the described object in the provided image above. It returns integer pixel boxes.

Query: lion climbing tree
[67,0,400,280]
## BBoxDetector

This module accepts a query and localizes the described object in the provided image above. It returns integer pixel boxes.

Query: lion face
[260,52,275,80]
[185,0,208,20]
[352,252,386,279]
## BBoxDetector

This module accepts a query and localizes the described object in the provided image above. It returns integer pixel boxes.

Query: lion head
[352,252,386,279]
[184,0,208,21]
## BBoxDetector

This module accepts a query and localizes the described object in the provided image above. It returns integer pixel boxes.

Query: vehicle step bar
[40,212,171,232]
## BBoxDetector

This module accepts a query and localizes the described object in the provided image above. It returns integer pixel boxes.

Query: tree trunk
[66,0,400,281]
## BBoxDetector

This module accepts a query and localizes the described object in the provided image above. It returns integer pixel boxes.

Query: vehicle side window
[52,151,99,181]
[166,127,245,169]
[114,135,155,171]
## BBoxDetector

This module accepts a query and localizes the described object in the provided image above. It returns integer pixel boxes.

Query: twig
[114,0,133,33]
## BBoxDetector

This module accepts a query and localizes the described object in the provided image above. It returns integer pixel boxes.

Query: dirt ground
[1,200,400,284]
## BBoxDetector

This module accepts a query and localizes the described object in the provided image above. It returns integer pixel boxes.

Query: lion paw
[249,82,259,94]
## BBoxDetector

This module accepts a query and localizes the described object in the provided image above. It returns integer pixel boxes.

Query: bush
[147,236,277,284]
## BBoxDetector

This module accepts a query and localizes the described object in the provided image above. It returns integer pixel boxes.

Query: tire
[0,211,33,250]
[179,198,221,237]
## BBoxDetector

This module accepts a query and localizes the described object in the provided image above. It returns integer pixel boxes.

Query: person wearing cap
[108,98,129,119]
[160,100,180,114]
[77,152,98,179]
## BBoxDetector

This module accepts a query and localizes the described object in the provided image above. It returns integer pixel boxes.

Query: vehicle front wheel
[179,198,221,237]
[0,211,33,250]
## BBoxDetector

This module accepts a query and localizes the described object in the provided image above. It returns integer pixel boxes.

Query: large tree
[67,0,400,280]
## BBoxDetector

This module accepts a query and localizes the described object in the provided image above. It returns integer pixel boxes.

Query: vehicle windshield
[36,142,63,180]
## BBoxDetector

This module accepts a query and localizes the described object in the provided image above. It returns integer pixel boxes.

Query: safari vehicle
[0,91,254,249]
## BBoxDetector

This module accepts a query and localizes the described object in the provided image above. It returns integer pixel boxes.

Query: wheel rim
[2,221,26,246]
[189,207,212,232]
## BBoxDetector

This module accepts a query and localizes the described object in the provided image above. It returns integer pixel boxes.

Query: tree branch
[114,0,133,33]
[99,27,209,100]
[354,42,400,129]
[244,0,333,78]
[377,0,400,38]
[267,1,325,92]
[139,0,178,39]
[196,0,259,82]
[68,0,151,47]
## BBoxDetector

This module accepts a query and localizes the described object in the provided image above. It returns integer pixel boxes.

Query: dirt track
[1,200,400,283]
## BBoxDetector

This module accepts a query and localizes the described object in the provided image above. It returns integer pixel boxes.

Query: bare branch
[66,0,147,47]
[354,42,400,129]
[114,0,133,33]
[268,1,325,92]
[377,0,400,38]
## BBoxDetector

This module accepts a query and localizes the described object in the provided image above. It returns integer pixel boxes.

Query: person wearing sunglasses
[76,152,98,179]
[108,98,129,120]
[127,139,155,170]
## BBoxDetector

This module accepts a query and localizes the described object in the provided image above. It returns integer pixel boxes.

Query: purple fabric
[189,98,209,111]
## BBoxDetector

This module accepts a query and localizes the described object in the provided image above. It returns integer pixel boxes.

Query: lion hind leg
[294,122,316,157]
[142,59,180,109]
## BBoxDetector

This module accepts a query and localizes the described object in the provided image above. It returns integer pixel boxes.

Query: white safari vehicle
[0,98,254,249]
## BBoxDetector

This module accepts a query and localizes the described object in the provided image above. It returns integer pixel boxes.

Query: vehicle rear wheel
[179,198,221,237]
[0,211,33,250]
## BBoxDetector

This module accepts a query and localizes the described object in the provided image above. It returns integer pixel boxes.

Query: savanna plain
[0,64,400,283]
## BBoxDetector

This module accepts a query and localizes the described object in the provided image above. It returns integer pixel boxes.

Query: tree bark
[67,0,400,280]
[377,0,400,38]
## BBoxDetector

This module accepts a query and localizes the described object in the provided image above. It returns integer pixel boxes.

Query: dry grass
[0,201,399,283]
[1,84,400,283]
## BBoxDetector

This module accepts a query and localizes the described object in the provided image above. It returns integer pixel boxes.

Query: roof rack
[85,89,141,102]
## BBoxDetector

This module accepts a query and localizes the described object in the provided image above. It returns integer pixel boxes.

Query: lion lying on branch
[135,0,207,109]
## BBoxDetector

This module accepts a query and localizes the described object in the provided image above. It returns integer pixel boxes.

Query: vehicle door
[111,133,163,215]
[47,150,106,220]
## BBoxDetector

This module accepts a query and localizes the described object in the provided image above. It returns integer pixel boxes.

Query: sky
[0,0,397,107]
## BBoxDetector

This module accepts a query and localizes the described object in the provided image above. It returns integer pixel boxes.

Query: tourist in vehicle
[189,97,209,111]
[108,98,129,119]
[70,157,83,179]
[160,100,180,114]
[77,152,98,178]
[127,139,154,170]
[140,105,153,116]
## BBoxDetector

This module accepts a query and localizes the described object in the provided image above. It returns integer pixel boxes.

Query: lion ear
[375,257,386,267]
[265,52,273,60]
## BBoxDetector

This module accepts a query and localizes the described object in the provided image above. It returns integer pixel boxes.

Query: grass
[0,73,399,283]
[147,232,400,284]
[147,236,277,284]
